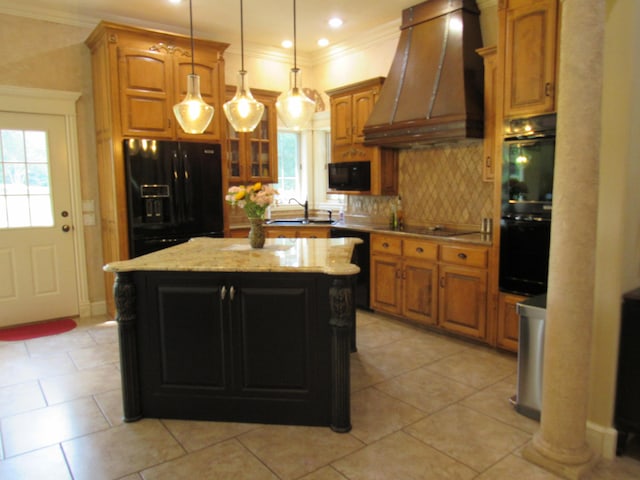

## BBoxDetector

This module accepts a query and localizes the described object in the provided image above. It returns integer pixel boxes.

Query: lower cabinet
[134,271,332,426]
[497,292,527,352]
[438,244,489,340]
[370,234,438,326]
[266,226,330,238]
[370,234,489,342]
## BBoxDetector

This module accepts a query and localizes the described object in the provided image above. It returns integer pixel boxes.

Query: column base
[523,440,599,480]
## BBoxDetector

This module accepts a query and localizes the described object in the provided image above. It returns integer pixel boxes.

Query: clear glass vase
[248,217,265,249]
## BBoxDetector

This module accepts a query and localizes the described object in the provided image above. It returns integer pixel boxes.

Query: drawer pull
[416,247,424,253]
[382,242,389,248]
[458,252,468,260]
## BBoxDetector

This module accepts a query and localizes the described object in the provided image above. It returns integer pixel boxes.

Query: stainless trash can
[514,294,547,420]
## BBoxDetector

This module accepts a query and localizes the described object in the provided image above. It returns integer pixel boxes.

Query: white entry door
[0,112,79,327]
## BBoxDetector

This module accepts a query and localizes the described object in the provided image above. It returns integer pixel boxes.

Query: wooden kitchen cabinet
[266,226,330,239]
[85,21,228,316]
[226,87,279,184]
[497,292,527,352]
[477,46,498,182]
[118,44,224,140]
[438,244,489,340]
[327,78,398,196]
[370,234,438,326]
[499,0,560,117]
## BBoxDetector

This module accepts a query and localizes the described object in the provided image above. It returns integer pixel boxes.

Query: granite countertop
[104,237,362,275]
[229,218,493,245]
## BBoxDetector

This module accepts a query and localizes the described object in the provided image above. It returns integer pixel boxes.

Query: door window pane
[0,129,53,228]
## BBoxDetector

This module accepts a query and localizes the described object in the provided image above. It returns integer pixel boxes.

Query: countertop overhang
[104,237,362,275]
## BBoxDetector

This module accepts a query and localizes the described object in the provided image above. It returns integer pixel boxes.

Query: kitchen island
[104,237,361,432]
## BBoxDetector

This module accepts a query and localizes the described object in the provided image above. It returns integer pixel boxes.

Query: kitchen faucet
[289,198,309,223]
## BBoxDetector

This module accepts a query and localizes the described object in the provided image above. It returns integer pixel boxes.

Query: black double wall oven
[499,114,556,296]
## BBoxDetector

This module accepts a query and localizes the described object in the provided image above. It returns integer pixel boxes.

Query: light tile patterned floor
[1,310,639,479]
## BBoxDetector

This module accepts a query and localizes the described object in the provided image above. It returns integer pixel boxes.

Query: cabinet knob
[458,252,468,260]
[545,82,553,97]
[416,247,424,253]
[221,285,227,300]
[486,156,492,168]
[382,242,389,248]
[229,286,236,301]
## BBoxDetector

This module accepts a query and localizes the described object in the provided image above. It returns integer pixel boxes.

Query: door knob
[61,210,69,217]
[62,224,71,232]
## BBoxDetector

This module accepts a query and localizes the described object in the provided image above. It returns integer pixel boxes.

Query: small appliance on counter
[124,139,224,257]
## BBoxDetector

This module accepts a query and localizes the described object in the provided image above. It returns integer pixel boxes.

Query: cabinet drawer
[371,234,402,255]
[440,244,488,268]
[403,238,438,261]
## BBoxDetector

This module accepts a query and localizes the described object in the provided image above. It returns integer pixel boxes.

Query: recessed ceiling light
[328,17,343,29]
[317,38,330,47]
[168,0,181,4]
[281,39,293,49]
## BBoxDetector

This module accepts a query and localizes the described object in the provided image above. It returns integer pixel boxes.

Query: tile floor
[1,310,639,479]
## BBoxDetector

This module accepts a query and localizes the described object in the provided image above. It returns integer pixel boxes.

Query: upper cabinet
[118,45,224,140]
[477,46,498,182]
[90,22,228,142]
[328,77,384,163]
[327,78,398,196]
[499,0,560,117]
[225,87,278,184]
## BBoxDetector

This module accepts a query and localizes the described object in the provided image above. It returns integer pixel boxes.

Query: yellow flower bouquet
[225,182,278,219]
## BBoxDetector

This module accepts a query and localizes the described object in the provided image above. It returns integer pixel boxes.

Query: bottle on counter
[339,207,345,222]
[396,195,404,230]
[390,202,398,229]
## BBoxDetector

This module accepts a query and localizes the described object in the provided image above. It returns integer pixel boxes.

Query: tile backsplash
[346,141,494,228]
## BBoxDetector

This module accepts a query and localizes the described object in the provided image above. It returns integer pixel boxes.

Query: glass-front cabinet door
[226,88,278,184]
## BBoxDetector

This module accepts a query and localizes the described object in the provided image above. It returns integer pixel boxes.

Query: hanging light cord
[240,0,246,72]
[293,0,298,70]
[189,0,195,75]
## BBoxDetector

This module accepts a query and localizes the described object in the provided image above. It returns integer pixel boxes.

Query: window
[274,131,303,202]
[0,129,53,228]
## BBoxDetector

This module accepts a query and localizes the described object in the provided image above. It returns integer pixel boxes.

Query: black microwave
[328,161,371,191]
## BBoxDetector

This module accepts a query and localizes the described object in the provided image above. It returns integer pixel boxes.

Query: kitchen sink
[266,218,336,225]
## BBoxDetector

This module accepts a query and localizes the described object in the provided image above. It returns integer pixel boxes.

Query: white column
[522,1,606,479]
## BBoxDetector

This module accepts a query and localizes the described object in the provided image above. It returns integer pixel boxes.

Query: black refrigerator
[124,139,224,257]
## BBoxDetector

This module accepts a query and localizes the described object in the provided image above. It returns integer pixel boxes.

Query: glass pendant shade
[173,74,215,134]
[224,70,265,132]
[276,68,316,130]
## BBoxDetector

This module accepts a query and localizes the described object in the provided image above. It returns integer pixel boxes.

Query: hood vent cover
[363,0,484,148]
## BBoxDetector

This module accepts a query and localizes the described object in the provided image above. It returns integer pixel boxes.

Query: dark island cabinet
[115,270,352,430]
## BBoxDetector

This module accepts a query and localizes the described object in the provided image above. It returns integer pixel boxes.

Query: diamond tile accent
[346,142,494,227]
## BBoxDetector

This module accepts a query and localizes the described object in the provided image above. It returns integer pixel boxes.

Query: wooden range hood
[363,0,484,148]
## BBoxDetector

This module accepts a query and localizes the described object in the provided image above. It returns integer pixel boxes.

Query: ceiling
[2,0,425,54]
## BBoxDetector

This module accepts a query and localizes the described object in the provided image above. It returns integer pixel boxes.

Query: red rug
[0,318,77,341]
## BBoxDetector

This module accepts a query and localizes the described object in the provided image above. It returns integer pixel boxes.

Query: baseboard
[586,420,618,459]
[78,301,108,318]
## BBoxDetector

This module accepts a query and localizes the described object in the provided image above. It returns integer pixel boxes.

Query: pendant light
[173,0,214,134]
[276,0,316,130]
[223,0,265,132]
